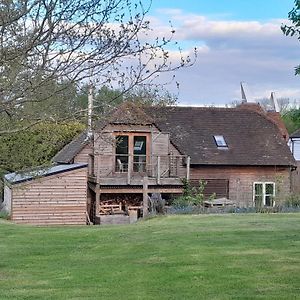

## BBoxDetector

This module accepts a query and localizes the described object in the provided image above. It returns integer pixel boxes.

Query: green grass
[0,214,300,300]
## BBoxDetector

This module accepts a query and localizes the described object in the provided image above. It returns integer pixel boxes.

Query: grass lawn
[0,214,300,300]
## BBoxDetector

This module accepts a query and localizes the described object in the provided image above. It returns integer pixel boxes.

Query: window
[133,136,147,172]
[253,182,275,207]
[115,135,129,172]
[213,135,228,148]
[115,134,148,173]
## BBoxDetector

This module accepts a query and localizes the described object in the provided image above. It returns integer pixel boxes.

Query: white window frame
[253,182,276,207]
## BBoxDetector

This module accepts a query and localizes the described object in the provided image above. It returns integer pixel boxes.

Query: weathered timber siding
[169,143,186,178]
[94,131,114,177]
[74,144,92,164]
[11,167,87,225]
[190,166,291,207]
[93,124,177,178]
[151,131,170,176]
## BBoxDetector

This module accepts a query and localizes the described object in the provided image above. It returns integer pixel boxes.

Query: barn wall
[169,143,186,178]
[11,167,87,225]
[151,130,170,177]
[93,124,177,178]
[74,144,92,164]
[94,131,114,177]
[190,166,291,207]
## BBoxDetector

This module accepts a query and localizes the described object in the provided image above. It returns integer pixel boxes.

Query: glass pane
[265,183,274,195]
[116,136,128,155]
[133,155,146,172]
[133,136,147,172]
[214,135,227,147]
[265,195,273,207]
[255,195,263,208]
[115,155,128,172]
[255,183,263,195]
[133,136,146,155]
[116,136,128,172]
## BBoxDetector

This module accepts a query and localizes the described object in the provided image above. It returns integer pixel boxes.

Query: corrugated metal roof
[4,163,87,185]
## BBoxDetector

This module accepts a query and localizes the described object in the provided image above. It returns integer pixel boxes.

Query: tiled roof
[52,131,89,163]
[52,105,295,167]
[146,106,295,166]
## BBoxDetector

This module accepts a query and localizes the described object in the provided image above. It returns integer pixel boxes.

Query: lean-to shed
[3,163,88,225]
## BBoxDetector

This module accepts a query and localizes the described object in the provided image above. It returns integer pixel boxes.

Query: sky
[146,0,300,106]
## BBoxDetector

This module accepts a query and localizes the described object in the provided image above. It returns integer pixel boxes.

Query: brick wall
[190,165,291,207]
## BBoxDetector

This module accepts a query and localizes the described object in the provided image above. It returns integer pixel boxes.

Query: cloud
[145,10,300,104]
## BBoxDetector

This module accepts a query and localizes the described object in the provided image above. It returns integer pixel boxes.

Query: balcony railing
[90,154,190,184]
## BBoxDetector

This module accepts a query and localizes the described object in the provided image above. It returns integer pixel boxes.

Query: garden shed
[3,163,88,225]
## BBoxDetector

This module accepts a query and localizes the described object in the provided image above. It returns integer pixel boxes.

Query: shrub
[0,211,10,220]
[173,179,207,208]
[284,193,300,207]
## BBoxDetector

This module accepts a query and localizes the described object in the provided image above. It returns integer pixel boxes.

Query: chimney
[86,60,94,141]
[87,83,94,140]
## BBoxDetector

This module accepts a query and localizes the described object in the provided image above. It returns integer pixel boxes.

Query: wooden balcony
[88,154,190,186]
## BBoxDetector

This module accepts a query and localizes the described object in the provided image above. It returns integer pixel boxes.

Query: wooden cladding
[190,179,229,199]
[11,168,87,225]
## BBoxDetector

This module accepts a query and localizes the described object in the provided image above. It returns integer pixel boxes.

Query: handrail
[92,153,189,181]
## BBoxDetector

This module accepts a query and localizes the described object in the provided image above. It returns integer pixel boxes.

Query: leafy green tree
[282,0,300,74]
[0,121,85,200]
[0,122,85,173]
[282,108,300,133]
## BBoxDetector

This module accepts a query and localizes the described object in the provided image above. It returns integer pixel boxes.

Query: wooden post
[96,155,100,183]
[127,154,132,185]
[96,184,100,216]
[157,156,161,185]
[143,176,148,217]
[186,156,191,180]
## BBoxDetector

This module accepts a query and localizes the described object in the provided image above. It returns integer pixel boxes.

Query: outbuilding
[3,163,88,225]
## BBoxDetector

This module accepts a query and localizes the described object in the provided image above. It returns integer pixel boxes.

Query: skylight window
[214,135,228,148]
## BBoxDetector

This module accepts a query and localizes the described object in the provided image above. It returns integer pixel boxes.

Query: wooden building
[3,102,295,225]
[3,164,87,225]
[53,102,295,224]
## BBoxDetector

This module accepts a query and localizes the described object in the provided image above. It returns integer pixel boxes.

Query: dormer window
[214,135,228,148]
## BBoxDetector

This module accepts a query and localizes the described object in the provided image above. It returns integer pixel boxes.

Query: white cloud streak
[147,10,300,105]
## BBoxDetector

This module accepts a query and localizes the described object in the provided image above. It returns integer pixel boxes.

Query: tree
[282,0,300,74]
[0,122,85,173]
[73,83,177,115]
[256,97,290,113]
[0,0,196,134]
[281,108,300,133]
[0,121,85,200]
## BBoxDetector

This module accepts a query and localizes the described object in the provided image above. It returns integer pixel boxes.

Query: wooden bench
[99,203,124,215]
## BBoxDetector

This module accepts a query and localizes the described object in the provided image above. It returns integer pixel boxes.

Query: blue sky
[152,1,292,21]
[145,0,300,105]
